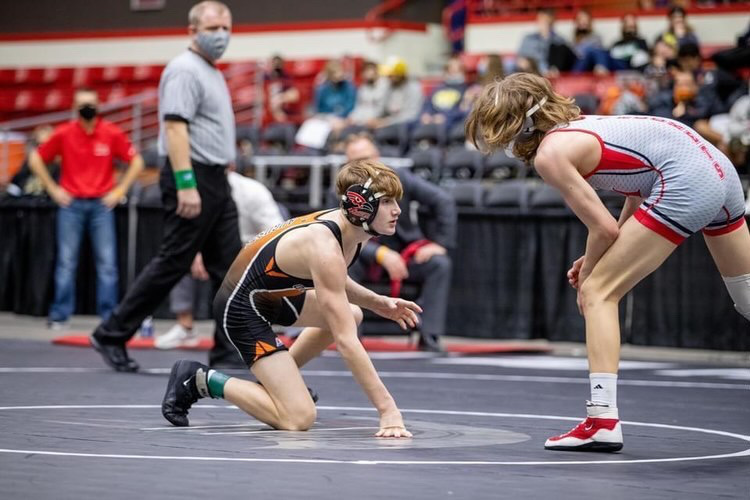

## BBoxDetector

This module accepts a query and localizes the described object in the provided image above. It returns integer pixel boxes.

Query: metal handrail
[251,154,414,208]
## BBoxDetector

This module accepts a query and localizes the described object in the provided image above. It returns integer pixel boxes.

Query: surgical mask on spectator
[195,30,230,61]
[78,104,97,121]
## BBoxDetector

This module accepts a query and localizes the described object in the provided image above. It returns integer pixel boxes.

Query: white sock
[590,373,618,407]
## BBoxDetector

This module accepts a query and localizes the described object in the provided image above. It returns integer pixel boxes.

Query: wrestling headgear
[341,177,384,236]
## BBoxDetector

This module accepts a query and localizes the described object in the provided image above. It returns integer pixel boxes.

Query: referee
[91,1,242,371]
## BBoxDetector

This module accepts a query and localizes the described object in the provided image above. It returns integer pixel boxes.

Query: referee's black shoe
[90,334,139,372]
[162,360,209,427]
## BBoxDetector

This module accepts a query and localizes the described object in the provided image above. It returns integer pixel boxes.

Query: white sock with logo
[590,373,618,407]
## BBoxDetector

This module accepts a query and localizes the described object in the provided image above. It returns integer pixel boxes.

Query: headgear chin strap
[341,177,385,236]
[504,95,548,158]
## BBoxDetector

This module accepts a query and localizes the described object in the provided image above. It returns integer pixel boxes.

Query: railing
[0,61,261,183]
[252,154,414,208]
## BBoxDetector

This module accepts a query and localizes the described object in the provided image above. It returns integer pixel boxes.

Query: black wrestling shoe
[90,334,140,372]
[162,360,210,427]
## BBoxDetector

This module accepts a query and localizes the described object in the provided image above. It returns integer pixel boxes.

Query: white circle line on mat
[0,405,748,465]
[0,367,746,390]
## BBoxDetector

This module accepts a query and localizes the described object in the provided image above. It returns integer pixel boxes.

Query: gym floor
[1,314,748,500]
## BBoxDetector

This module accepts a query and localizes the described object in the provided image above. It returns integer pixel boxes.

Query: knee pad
[723,273,750,321]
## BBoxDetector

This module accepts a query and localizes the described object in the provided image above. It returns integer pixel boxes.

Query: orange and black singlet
[213,209,361,367]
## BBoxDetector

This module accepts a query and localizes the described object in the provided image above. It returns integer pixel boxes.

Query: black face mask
[78,104,97,121]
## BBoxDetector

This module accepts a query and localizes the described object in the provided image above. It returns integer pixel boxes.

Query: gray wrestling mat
[1,338,748,499]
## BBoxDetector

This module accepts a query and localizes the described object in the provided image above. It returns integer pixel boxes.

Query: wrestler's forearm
[344,277,381,310]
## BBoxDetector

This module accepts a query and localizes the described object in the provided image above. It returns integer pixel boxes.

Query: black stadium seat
[408,147,443,181]
[441,146,483,181]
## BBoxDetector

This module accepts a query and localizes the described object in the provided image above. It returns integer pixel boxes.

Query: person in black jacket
[343,133,456,351]
[609,13,650,71]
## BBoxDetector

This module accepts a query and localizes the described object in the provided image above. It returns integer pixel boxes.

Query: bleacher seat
[410,122,446,148]
[260,123,296,153]
[237,124,261,149]
[448,181,484,207]
[442,146,483,181]
[447,121,466,146]
[373,123,409,156]
[484,179,530,211]
[484,151,527,180]
[408,147,443,182]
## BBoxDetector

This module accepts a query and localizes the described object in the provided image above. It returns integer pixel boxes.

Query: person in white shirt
[156,169,284,349]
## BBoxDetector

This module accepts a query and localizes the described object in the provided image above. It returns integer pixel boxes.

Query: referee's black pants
[93,159,242,365]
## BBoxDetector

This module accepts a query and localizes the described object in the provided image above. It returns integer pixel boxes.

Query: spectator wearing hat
[366,56,423,130]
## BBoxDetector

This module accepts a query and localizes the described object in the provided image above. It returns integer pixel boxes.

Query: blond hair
[336,159,403,200]
[188,1,230,28]
[465,73,580,163]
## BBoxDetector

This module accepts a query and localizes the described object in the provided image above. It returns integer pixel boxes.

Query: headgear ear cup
[341,177,384,235]
[503,96,548,158]
[516,95,548,143]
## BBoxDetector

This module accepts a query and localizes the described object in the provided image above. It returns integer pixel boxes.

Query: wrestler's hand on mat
[373,297,422,330]
[376,410,412,438]
[567,256,585,289]
[177,188,202,219]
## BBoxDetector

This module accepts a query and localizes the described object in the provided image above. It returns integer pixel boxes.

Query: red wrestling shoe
[545,402,623,452]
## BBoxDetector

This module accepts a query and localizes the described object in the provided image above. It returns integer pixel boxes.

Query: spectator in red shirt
[28,87,144,329]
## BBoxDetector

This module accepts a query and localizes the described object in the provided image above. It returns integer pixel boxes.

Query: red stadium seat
[14,68,46,85]
[287,58,326,79]
[43,67,74,86]
[44,89,73,111]
[0,69,16,86]
[132,64,163,83]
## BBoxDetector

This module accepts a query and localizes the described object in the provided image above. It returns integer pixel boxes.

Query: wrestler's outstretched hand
[376,409,412,438]
[372,296,422,330]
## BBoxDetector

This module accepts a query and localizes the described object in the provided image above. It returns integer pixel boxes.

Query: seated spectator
[367,56,423,130]
[600,73,648,116]
[512,55,541,76]
[296,59,357,149]
[314,59,356,120]
[420,56,467,129]
[610,13,650,71]
[571,9,610,75]
[265,54,301,124]
[462,54,505,116]
[648,70,704,126]
[694,83,749,161]
[654,6,700,51]
[643,39,677,93]
[344,133,456,352]
[517,8,576,77]
[676,42,703,78]
[348,61,387,127]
